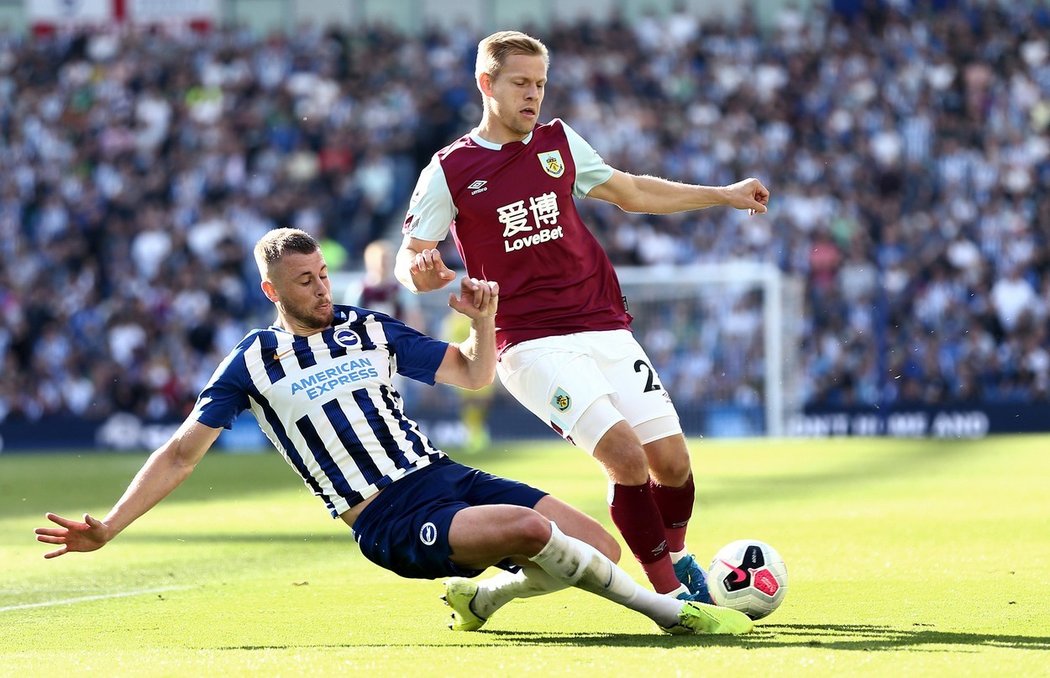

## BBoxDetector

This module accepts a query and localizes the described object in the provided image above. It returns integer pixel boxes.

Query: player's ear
[261,280,279,303]
[478,72,494,97]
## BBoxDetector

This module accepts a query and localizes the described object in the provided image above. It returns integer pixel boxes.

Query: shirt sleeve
[376,313,449,385]
[191,339,253,430]
[401,154,455,242]
[559,119,615,199]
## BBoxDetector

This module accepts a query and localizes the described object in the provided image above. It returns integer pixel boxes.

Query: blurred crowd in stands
[1,0,1048,426]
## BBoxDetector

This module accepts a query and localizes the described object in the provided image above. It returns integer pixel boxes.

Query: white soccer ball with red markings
[708,539,788,620]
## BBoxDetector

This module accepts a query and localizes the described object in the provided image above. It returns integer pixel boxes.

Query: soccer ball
[707,539,788,620]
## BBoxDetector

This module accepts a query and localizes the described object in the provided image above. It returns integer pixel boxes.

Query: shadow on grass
[743,623,1050,652]
[215,623,1050,652]
[457,624,1050,651]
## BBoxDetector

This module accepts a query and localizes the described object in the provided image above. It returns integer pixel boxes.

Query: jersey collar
[469,129,534,150]
[268,306,352,334]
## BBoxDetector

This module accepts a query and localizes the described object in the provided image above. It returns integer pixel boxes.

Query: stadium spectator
[344,239,424,329]
[1,0,1049,435]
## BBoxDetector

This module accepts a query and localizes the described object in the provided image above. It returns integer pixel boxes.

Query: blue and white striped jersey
[192,305,449,517]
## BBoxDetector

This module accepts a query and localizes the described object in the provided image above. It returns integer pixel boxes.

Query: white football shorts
[496,329,682,454]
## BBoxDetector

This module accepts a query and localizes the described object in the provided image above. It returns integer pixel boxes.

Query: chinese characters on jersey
[497,191,566,252]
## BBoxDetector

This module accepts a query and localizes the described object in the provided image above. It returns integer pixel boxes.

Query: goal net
[615,263,804,438]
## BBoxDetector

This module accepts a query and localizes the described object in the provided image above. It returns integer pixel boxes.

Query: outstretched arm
[587,170,769,215]
[34,420,222,558]
[395,235,457,293]
[435,276,499,390]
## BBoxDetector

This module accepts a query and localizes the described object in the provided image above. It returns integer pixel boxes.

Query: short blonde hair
[253,228,319,278]
[475,30,549,80]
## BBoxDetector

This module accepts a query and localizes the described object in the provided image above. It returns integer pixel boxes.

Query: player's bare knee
[596,447,649,484]
[510,510,555,556]
[649,454,692,485]
[645,436,692,484]
[593,438,649,485]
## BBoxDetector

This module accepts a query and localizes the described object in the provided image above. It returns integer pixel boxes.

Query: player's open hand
[409,248,456,290]
[448,277,499,320]
[724,178,770,215]
[34,512,112,559]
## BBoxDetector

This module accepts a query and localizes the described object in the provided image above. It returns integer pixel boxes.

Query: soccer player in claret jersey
[396,31,770,604]
[34,228,752,637]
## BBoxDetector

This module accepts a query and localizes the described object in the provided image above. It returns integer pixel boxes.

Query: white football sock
[471,567,567,620]
[670,549,688,564]
[529,522,683,628]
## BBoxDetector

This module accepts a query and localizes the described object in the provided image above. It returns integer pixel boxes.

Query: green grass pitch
[1,436,1048,676]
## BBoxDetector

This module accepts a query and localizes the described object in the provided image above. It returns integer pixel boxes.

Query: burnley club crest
[538,150,565,178]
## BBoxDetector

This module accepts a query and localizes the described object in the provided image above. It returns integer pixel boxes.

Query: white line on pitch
[0,585,188,613]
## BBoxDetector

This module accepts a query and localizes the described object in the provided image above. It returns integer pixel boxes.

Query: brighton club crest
[538,150,565,178]
[333,327,361,348]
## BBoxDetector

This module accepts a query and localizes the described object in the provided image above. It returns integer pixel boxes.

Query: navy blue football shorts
[350,457,548,580]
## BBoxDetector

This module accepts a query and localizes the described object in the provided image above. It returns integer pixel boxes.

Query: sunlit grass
[2,436,1048,676]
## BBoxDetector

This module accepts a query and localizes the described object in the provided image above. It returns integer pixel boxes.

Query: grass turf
[1,436,1048,676]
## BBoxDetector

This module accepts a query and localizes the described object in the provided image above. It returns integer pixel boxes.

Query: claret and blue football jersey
[192,305,449,517]
[403,119,632,353]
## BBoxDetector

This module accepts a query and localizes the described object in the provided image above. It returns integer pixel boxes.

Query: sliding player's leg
[445,504,751,635]
[526,519,751,635]
[443,494,619,629]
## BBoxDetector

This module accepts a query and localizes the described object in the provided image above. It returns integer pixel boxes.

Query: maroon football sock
[649,474,695,553]
[609,482,681,594]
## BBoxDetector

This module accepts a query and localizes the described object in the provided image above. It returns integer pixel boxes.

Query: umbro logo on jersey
[467,180,488,195]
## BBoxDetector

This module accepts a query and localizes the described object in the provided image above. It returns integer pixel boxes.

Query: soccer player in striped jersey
[34,228,751,636]
[396,31,770,604]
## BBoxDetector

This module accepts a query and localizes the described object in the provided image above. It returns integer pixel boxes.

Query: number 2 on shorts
[633,359,661,393]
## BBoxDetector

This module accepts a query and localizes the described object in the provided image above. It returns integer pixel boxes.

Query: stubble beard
[514,107,539,136]
[515,118,536,136]
[286,302,334,332]
[491,102,538,139]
